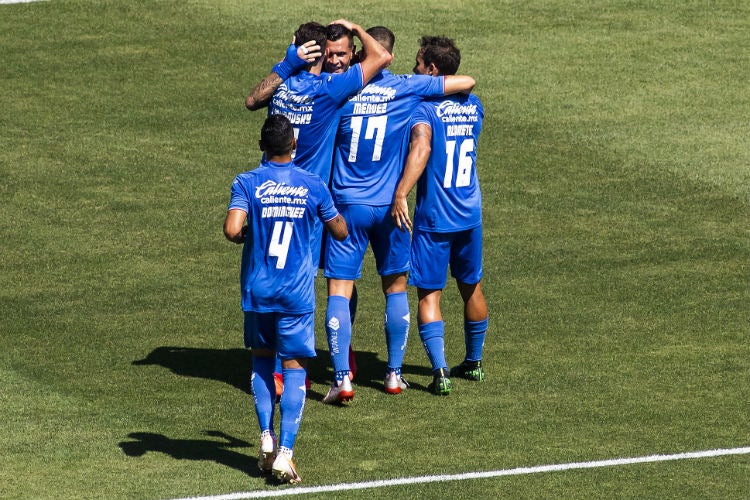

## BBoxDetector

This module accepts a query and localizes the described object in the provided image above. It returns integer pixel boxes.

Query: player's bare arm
[443,75,476,95]
[223,209,248,244]
[391,123,432,232]
[325,213,349,241]
[245,40,322,110]
[245,73,283,110]
[329,19,392,84]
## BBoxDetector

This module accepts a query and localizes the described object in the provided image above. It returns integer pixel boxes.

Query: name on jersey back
[255,180,308,218]
[272,86,314,125]
[349,84,397,115]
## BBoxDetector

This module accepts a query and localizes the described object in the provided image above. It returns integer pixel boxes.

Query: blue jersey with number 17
[410,93,484,233]
[228,160,339,313]
[331,70,445,206]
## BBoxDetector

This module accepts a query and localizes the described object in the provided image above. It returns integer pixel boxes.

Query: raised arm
[330,19,392,85]
[391,123,432,232]
[442,75,476,95]
[325,213,349,241]
[245,40,322,110]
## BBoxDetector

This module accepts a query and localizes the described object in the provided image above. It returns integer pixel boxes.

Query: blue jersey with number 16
[228,160,339,313]
[410,93,484,233]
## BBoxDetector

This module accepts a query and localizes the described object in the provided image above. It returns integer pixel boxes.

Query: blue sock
[278,367,307,451]
[465,318,488,362]
[250,356,276,433]
[274,356,282,374]
[418,321,446,372]
[384,291,410,371]
[326,295,351,374]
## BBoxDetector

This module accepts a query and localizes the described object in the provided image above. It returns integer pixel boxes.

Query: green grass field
[1,0,748,498]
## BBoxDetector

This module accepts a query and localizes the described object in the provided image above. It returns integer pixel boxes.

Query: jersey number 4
[269,221,293,269]
[444,138,475,188]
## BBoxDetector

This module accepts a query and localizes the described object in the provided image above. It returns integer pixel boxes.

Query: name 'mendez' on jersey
[228,160,339,313]
[410,93,484,232]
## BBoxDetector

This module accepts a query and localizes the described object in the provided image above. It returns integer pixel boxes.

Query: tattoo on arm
[411,124,432,142]
[246,73,283,110]
[326,214,348,241]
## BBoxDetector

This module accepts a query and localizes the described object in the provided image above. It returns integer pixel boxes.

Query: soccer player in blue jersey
[245,40,322,111]
[265,20,391,184]
[224,115,348,483]
[322,27,477,402]
[391,36,488,396]
[246,20,391,399]
[324,22,357,75]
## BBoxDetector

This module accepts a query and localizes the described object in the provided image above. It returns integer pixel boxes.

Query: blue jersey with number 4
[228,160,339,313]
[410,93,484,232]
[331,70,445,206]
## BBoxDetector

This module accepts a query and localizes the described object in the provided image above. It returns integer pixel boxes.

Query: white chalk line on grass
[169,446,750,500]
[0,0,46,3]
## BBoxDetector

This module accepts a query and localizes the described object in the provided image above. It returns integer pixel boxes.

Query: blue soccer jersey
[269,66,365,185]
[331,70,445,206]
[410,93,484,232]
[228,160,339,313]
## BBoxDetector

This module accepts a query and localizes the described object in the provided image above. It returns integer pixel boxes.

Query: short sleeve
[227,175,250,213]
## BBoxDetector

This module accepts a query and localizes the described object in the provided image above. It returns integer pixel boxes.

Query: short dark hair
[294,22,327,50]
[261,114,294,156]
[326,23,353,47]
[419,35,461,75]
[366,26,395,53]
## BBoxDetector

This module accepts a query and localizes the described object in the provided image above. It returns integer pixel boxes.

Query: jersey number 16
[444,138,475,188]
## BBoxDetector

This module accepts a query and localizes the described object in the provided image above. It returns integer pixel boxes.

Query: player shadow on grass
[133,346,252,394]
[118,430,267,478]
[132,345,435,401]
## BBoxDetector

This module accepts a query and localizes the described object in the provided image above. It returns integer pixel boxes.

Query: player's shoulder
[326,63,363,82]
[291,165,326,184]
[231,166,265,192]
[444,92,484,111]
[235,163,265,180]
[467,92,483,106]
[283,71,324,94]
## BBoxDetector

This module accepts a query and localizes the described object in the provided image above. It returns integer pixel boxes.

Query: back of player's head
[260,114,295,156]
[327,23,353,48]
[366,26,395,53]
[419,35,461,75]
[295,22,327,50]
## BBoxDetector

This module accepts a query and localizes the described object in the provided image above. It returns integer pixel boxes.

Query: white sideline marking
[168,447,750,500]
[0,0,45,3]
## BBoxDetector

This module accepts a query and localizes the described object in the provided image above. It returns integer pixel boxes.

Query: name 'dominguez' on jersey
[228,161,339,313]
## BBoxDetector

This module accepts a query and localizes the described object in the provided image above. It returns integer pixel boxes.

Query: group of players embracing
[224,18,487,484]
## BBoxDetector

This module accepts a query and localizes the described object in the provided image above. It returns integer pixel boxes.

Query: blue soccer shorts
[243,311,317,360]
[408,225,483,290]
[324,204,410,280]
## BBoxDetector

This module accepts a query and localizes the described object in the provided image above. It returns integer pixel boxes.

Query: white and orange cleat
[384,370,409,395]
[258,432,276,473]
[322,376,354,404]
[272,451,301,484]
